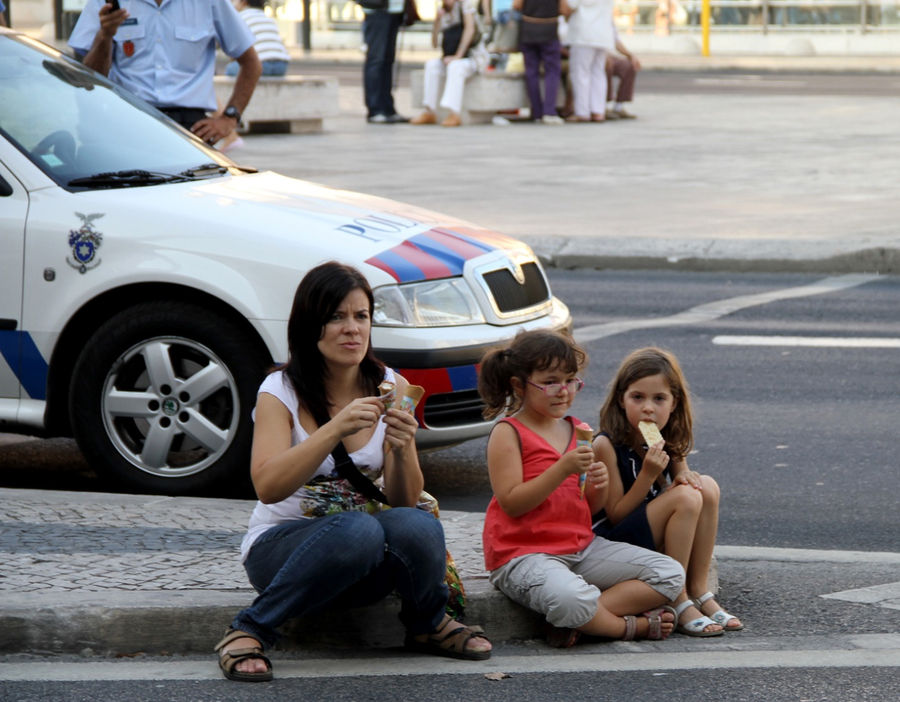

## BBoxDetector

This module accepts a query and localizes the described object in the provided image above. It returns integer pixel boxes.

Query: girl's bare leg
[577,580,674,639]
[645,485,719,630]
[689,476,743,630]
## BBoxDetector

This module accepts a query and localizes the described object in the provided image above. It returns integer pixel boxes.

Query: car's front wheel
[69,302,267,495]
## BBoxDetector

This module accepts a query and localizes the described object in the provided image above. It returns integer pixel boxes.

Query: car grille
[481,262,550,313]
[423,389,485,427]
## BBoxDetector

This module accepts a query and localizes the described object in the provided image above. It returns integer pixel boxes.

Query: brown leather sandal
[405,615,492,660]
[214,629,273,682]
[545,622,582,648]
[622,606,676,641]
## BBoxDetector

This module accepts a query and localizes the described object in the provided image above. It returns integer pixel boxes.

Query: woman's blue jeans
[230,508,449,648]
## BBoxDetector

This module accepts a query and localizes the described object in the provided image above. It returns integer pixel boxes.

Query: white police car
[0,29,571,495]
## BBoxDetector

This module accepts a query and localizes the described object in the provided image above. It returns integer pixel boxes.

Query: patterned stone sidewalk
[0,488,488,594]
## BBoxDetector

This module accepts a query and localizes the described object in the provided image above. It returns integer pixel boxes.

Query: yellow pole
[701,0,711,57]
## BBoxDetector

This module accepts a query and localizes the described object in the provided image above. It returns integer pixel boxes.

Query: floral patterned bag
[416,490,467,619]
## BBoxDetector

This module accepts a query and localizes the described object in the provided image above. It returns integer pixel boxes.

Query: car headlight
[373,279,486,327]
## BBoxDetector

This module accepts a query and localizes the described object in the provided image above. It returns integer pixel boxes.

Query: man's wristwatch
[223,105,241,123]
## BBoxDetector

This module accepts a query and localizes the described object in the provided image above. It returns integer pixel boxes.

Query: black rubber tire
[69,301,266,495]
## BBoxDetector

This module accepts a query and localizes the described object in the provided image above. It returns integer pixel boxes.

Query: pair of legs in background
[605,54,637,118]
[414,56,478,127]
[363,10,406,122]
[569,44,608,122]
[521,39,562,123]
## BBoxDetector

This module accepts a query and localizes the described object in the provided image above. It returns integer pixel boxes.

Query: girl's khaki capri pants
[489,537,685,629]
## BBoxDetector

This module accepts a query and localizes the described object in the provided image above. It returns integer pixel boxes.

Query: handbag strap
[308,399,390,506]
[331,441,390,506]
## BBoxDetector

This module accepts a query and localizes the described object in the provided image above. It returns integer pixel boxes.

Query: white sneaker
[541,115,564,125]
[492,115,511,126]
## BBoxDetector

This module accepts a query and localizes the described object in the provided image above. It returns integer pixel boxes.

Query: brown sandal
[545,622,581,648]
[622,606,676,641]
[214,629,273,682]
[406,615,492,660]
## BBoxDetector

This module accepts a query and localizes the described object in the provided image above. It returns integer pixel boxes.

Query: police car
[0,29,571,495]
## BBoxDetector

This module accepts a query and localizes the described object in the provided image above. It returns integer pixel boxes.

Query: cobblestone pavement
[0,489,488,595]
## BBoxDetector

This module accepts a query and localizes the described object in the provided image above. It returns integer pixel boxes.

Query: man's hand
[98,3,129,39]
[191,114,238,145]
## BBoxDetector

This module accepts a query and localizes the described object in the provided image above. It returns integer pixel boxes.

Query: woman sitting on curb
[214,262,491,682]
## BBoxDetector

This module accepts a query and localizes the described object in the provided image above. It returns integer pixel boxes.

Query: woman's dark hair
[478,330,587,420]
[598,347,693,460]
[245,0,267,9]
[280,261,384,424]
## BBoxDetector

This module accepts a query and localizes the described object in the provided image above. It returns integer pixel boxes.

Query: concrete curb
[0,578,543,656]
[536,246,900,275]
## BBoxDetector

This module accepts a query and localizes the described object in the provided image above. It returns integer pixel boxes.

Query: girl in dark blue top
[592,347,743,637]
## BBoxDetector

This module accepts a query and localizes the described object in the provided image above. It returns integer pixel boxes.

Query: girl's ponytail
[479,346,517,420]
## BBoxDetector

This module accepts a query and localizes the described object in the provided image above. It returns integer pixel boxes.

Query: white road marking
[714,545,900,565]
[822,581,900,612]
[713,336,900,348]
[1,636,899,681]
[573,274,880,344]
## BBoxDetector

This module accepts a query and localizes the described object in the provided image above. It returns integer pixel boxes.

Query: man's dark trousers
[363,10,403,119]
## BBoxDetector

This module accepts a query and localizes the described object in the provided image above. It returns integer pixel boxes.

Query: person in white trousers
[411,0,482,128]
[565,0,616,122]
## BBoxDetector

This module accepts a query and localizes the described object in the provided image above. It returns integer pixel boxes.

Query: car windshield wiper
[182,162,259,176]
[68,169,193,188]
[179,163,229,178]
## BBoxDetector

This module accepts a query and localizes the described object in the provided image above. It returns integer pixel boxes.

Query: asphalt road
[3,663,898,701]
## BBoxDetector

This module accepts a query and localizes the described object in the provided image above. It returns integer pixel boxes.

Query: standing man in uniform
[362,0,408,124]
[68,0,262,147]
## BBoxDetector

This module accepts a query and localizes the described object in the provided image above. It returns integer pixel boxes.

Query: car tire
[69,301,267,496]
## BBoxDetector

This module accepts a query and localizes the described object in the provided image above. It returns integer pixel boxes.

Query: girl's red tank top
[483,416,595,571]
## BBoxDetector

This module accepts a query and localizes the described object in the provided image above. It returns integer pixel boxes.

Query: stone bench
[410,68,564,125]
[214,75,340,134]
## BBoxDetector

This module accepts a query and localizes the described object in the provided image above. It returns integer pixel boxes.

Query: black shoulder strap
[308,399,390,506]
[331,441,390,506]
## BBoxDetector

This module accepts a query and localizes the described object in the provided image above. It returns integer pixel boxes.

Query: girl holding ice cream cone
[594,347,744,637]
[479,330,684,647]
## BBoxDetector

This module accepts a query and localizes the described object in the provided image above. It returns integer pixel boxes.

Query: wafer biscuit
[638,421,664,447]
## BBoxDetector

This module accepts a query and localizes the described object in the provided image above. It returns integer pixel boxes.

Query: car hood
[105,169,533,287]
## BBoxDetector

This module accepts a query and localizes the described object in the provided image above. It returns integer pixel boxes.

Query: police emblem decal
[66,212,104,274]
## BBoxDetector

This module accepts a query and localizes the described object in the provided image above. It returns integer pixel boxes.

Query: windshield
[0,33,233,190]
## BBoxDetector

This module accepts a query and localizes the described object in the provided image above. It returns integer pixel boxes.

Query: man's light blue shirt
[69,0,254,111]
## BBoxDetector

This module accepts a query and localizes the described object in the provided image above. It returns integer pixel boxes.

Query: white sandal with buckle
[695,591,744,632]
[674,599,724,637]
